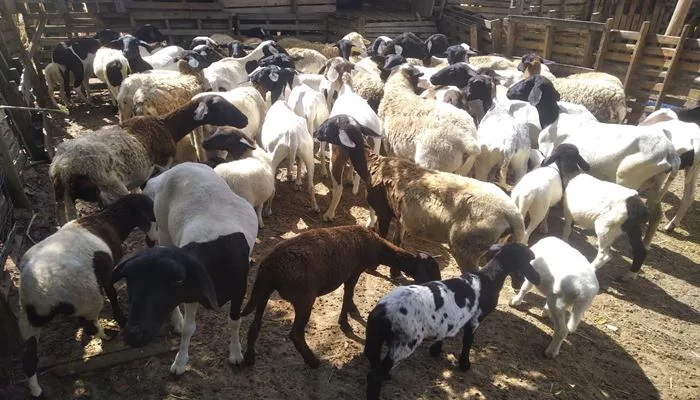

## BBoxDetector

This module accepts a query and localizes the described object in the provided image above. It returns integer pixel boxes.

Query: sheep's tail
[504,206,527,245]
[364,305,391,367]
[241,265,275,317]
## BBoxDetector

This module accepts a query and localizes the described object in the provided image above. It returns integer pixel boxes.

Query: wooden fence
[446,0,590,20]
[590,0,675,33]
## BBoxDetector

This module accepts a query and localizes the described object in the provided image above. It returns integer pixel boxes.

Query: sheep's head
[464,74,495,111]
[541,143,590,187]
[507,75,559,106]
[100,193,156,233]
[258,53,295,70]
[368,36,392,57]
[405,252,442,283]
[94,29,121,45]
[340,32,370,52]
[424,33,449,58]
[202,126,256,160]
[112,246,220,348]
[134,24,166,45]
[228,40,251,58]
[430,63,478,88]
[517,52,554,78]
[249,65,295,103]
[483,243,539,289]
[314,114,381,181]
[190,36,217,50]
[191,94,248,129]
[379,54,408,81]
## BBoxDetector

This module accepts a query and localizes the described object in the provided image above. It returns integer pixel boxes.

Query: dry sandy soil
[1,98,698,400]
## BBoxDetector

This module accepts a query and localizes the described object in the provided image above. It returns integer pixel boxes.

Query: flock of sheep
[15,24,700,399]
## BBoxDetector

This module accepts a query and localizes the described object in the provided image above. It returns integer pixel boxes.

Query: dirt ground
[1,98,699,400]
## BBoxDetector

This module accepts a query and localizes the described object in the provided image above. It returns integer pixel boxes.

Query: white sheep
[287,47,328,74]
[114,162,258,375]
[541,144,649,281]
[365,243,538,400]
[473,100,539,186]
[93,47,130,105]
[18,194,156,398]
[203,40,286,91]
[142,45,187,70]
[202,127,276,227]
[510,236,599,358]
[638,108,700,232]
[510,163,562,244]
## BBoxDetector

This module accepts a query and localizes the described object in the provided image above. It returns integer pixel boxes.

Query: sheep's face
[464,75,495,111]
[258,53,295,70]
[202,127,255,160]
[228,41,249,58]
[430,64,476,88]
[248,65,294,103]
[409,253,442,283]
[193,95,248,129]
[506,75,559,106]
[190,36,215,50]
[425,34,449,57]
[486,243,539,288]
[369,37,391,57]
[134,24,165,44]
[94,29,121,45]
[112,247,219,348]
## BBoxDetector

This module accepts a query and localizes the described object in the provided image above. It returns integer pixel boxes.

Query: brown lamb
[241,225,441,368]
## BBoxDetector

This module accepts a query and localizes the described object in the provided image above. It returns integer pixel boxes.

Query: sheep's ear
[269,70,279,82]
[527,84,543,106]
[239,136,256,150]
[194,101,209,121]
[339,129,356,148]
[111,252,142,283]
[394,44,403,56]
[516,61,527,72]
[524,261,541,286]
[326,66,339,83]
[183,256,220,311]
[576,154,591,172]
[426,40,432,53]
[541,151,559,167]
[360,125,382,138]
[188,56,200,69]
[104,38,125,50]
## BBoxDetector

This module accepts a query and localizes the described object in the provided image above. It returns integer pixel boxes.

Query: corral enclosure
[0,0,699,399]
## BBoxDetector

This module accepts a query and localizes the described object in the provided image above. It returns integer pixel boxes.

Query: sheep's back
[214,158,274,207]
[553,79,626,123]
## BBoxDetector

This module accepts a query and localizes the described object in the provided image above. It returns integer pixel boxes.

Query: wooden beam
[469,24,479,51]
[665,0,692,36]
[581,28,596,67]
[491,19,502,53]
[593,18,613,71]
[505,17,516,58]
[655,24,690,110]
[507,15,606,31]
[623,20,651,91]
[0,112,29,208]
[542,24,553,59]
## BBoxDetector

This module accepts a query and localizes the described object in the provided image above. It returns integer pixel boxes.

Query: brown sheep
[241,225,442,368]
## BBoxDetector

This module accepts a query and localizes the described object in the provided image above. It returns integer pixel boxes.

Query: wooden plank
[491,18,502,53]
[470,24,479,50]
[581,28,596,67]
[594,18,613,71]
[125,1,222,11]
[542,24,553,59]
[507,14,605,31]
[623,20,651,91]
[655,24,691,110]
[505,17,515,57]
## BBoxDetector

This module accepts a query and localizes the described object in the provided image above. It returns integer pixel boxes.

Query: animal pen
[0,0,698,394]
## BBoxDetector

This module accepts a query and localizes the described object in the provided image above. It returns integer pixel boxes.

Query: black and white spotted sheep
[364,242,539,400]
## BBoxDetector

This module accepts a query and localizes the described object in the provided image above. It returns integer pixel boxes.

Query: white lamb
[510,163,562,244]
[510,236,599,358]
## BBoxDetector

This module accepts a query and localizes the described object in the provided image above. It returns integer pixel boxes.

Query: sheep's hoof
[103,328,120,340]
[458,357,471,371]
[339,321,353,334]
[322,212,334,222]
[304,357,321,369]
[243,351,255,366]
[509,298,522,307]
[543,347,559,359]
[662,222,676,232]
[169,364,186,378]
[616,271,638,282]
[310,204,320,213]
[228,351,245,366]
[429,342,442,357]
[294,182,302,191]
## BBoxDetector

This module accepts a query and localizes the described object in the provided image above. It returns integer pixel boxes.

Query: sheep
[287,47,328,74]
[201,40,287,92]
[638,108,700,232]
[315,120,526,272]
[541,144,650,281]
[368,36,392,57]
[424,33,449,59]
[510,163,562,243]
[509,236,599,358]
[428,63,499,124]
[18,194,156,399]
[250,66,320,212]
[508,76,680,247]
[202,127,275,227]
[379,64,479,175]
[278,32,369,60]
[382,32,430,66]
[49,37,101,107]
[564,71,623,88]
[93,35,153,105]
[113,162,258,375]
[473,100,538,186]
[141,45,187,70]
[134,24,166,46]
[50,94,248,225]
[470,54,518,70]
[43,62,76,108]
[364,243,538,400]
[325,57,385,113]
[241,225,442,368]
[445,43,478,65]
[518,53,626,123]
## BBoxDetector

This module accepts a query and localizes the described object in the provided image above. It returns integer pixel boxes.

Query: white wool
[510,164,562,244]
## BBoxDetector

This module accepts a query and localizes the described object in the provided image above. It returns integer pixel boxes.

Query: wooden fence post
[505,18,516,57]
[470,24,479,51]
[623,20,651,91]
[543,24,554,59]
[593,18,613,71]
[665,0,692,36]
[581,29,597,67]
[491,19,502,53]
[0,114,29,208]
[655,24,691,110]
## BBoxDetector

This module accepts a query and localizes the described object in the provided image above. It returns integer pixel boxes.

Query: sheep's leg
[289,297,320,368]
[170,303,198,376]
[352,172,361,195]
[540,209,550,234]
[665,165,698,232]
[429,341,443,357]
[561,213,573,241]
[264,190,275,217]
[170,306,184,334]
[255,205,265,228]
[389,223,406,279]
[620,221,647,282]
[243,287,273,366]
[366,208,377,229]
[498,155,511,187]
[458,325,476,371]
[301,149,320,212]
[288,155,296,186]
[322,155,345,221]
[191,128,207,162]
[544,297,568,359]
[19,315,42,398]
[455,154,478,177]
[317,141,328,178]
[339,274,361,333]
[590,223,621,271]
[228,263,249,366]
[524,205,548,244]
[77,316,107,340]
[367,355,394,400]
[567,296,595,333]
[509,279,535,307]
[641,173,670,247]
